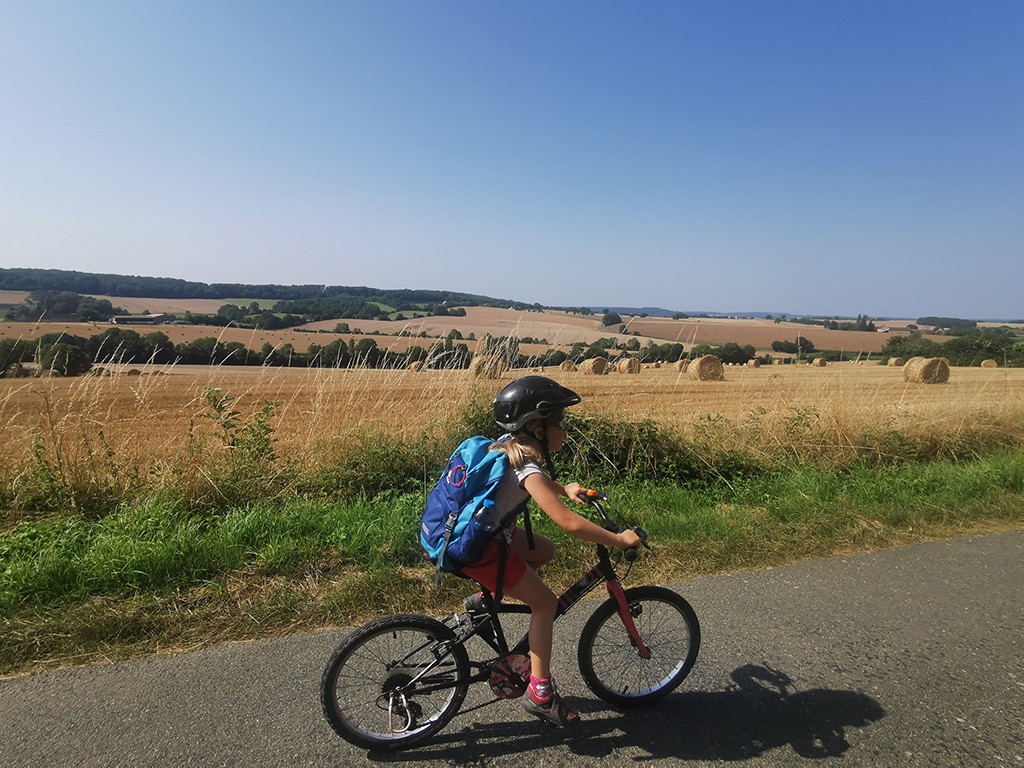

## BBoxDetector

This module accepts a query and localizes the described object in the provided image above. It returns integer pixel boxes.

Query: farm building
[110,314,172,325]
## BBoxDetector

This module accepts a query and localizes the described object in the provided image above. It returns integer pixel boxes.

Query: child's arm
[523,473,640,549]
[550,480,589,504]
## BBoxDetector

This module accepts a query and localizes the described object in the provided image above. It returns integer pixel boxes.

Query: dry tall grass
[1,362,1022,492]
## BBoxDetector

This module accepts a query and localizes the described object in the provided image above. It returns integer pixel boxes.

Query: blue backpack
[420,436,525,584]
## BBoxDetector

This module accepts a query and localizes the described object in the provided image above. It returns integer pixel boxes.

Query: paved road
[2,531,1022,767]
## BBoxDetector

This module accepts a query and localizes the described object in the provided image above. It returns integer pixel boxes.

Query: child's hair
[489,412,561,468]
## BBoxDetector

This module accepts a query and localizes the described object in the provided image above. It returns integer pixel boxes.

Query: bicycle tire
[320,614,470,751]
[577,585,700,706]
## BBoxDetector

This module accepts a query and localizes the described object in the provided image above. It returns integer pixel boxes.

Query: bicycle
[320,490,701,751]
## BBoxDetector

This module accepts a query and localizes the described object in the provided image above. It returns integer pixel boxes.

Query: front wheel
[577,585,700,706]
[320,614,469,751]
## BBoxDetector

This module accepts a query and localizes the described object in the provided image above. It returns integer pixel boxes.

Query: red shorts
[458,538,527,594]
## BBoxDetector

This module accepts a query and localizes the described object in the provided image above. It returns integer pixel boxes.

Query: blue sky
[1,1,1021,320]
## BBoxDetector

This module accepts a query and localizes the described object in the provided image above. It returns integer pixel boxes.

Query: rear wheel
[577,585,700,706]
[320,614,469,750]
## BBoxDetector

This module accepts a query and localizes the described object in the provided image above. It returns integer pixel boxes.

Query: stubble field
[0,304,949,357]
[2,358,1023,675]
[2,361,1021,485]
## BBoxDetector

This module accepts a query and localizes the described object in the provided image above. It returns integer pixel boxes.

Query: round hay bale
[408,360,424,372]
[675,359,689,373]
[38,369,63,378]
[887,357,905,367]
[618,358,640,374]
[904,356,950,384]
[812,358,827,367]
[580,357,607,375]
[654,361,661,369]
[559,360,578,372]
[746,359,761,368]
[688,355,724,381]
[126,368,142,376]
[980,359,998,368]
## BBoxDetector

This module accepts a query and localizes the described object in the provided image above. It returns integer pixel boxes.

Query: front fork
[606,580,651,659]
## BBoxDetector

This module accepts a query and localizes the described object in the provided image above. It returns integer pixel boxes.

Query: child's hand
[617,529,642,549]
[564,483,594,503]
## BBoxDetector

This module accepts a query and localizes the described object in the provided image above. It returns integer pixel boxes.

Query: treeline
[917,317,977,330]
[779,314,877,332]
[4,291,127,322]
[882,328,1024,367]
[3,289,477,329]
[0,267,532,310]
[0,328,477,376]
[0,326,766,379]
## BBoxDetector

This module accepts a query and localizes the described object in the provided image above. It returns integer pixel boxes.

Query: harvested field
[0,321,558,359]
[625,316,945,354]
[301,307,634,346]
[1,303,951,356]
[0,291,274,315]
[2,362,1020,479]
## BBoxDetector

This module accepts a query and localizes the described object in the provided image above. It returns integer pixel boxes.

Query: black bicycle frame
[399,543,650,697]
[463,542,649,674]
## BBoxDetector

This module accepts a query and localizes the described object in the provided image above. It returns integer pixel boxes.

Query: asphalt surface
[1,530,1021,767]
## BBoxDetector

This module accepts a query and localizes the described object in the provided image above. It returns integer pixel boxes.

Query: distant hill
[0,267,550,312]
[595,308,798,319]
[589,306,680,318]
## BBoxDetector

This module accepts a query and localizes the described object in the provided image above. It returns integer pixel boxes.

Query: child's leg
[503,566,557,678]
[508,527,555,569]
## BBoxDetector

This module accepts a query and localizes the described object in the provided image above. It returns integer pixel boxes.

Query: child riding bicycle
[449,375,641,726]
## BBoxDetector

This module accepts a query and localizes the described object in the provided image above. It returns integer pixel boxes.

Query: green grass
[2,449,1022,675]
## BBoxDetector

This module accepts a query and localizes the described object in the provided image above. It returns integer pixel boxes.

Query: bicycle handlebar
[577,489,650,556]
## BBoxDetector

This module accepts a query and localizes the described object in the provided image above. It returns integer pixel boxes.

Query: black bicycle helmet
[493,375,582,432]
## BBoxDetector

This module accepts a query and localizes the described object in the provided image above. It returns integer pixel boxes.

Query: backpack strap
[522,502,534,551]
[432,511,459,587]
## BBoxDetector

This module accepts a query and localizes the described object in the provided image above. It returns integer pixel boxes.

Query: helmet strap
[540,431,558,484]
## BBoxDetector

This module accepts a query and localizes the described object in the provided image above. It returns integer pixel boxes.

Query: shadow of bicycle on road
[371,664,885,765]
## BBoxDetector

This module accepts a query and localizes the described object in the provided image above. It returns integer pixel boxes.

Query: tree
[691,343,714,358]
[176,337,218,364]
[87,328,146,364]
[601,311,623,327]
[717,342,755,364]
[217,304,245,323]
[542,349,568,367]
[319,339,352,368]
[142,332,175,364]
[218,341,249,364]
[0,339,33,369]
[354,338,380,366]
[39,342,91,376]
[77,296,120,321]
[771,338,815,355]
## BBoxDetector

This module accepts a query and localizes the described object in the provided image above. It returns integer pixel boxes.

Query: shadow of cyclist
[370,664,885,764]
[571,663,886,761]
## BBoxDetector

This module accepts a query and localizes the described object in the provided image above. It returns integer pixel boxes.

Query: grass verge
[2,449,1022,676]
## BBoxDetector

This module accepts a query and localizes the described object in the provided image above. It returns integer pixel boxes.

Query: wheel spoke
[578,587,700,705]
[321,615,470,750]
